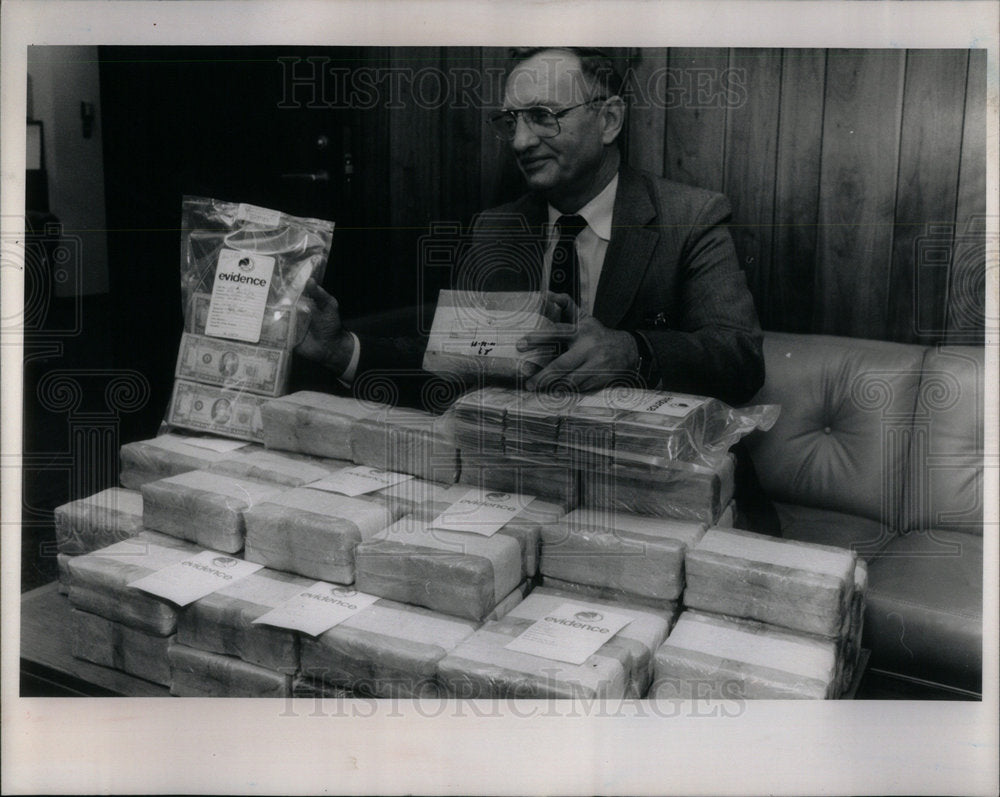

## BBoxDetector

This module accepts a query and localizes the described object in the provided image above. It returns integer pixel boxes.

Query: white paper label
[309,466,413,496]
[127,551,263,606]
[252,583,380,636]
[428,304,549,363]
[174,436,251,453]
[205,248,276,343]
[430,487,536,537]
[504,602,633,665]
[237,202,282,227]
[577,390,704,417]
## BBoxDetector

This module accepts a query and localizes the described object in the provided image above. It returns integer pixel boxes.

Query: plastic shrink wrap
[422,291,557,382]
[839,560,868,694]
[408,484,566,577]
[141,470,285,553]
[243,487,397,583]
[449,387,521,455]
[684,528,857,638]
[580,453,735,525]
[539,576,680,615]
[354,516,523,620]
[459,452,578,506]
[539,509,705,601]
[261,391,389,460]
[56,553,71,594]
[71,608,174,686]
[177,567,312,671]
[650,610,839,699]
[437,589,671,699]
[119,433,232,489]
[168,643,293,697]
[349,406,460,484]
[66,531,200,635]
[54,487,143,556]
[207,447,350,487]
[299,597,479,698]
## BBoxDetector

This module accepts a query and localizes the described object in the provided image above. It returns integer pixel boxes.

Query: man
[296,47,764,407]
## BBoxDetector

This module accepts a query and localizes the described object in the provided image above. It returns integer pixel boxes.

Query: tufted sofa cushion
[903,346,985,536]
[747,333,925,530]
[773,502,894,557]
[864,529,983,693]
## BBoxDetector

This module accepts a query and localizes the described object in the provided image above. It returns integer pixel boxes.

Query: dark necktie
[548,214,587,308]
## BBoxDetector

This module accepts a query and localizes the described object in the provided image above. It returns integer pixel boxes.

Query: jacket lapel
[592,167,659,327]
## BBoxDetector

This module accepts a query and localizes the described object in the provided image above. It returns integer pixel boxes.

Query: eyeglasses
[488,98,608,141]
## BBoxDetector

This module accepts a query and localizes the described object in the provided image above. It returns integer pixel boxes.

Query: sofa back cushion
[746,332,925,528]
[903,346,985,536]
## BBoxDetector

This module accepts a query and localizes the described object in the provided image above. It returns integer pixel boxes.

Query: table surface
[20,582,171,697]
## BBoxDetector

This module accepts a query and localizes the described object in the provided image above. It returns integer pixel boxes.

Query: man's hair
[508,47,627,101]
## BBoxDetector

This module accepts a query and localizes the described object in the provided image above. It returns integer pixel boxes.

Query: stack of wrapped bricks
[58,388,865,699]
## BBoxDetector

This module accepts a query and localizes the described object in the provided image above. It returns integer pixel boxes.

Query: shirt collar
[546,172,619,241]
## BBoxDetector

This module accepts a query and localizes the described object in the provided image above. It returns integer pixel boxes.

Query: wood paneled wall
[372,47,986,345]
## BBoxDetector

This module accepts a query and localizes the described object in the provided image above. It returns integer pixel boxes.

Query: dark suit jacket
[352,165,764,407]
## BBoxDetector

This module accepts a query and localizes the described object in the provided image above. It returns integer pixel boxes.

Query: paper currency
[168,380,267,442]
[175,333,288,396]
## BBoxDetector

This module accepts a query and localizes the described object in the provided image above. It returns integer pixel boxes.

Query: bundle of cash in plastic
[65,531,200,636]
[243,487,398,583]
[406,484,566,578]
[54,487,144,556]
[459,452,578,505]
[119,433,237,489]
[354,516,526,621]
[448,387,520,455]
[169,197,334,441]
[176,567,312,671]
[684,528,859,638]
[70,608,175,686]
[298,597,482,698]
[422,290,557,382]
[539,509,705,602]
[581,453,736,524]
[168,643,293,697]
[650,610,841,699]
[349,406,460,484]
[141,470,287,554]
[261,391,391,461]
[207,446,350,488]
[437,588,674,699]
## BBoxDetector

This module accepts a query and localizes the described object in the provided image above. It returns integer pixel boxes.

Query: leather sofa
[745,332,985,695]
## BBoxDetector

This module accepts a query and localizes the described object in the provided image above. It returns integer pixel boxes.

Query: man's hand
[517,292,639,392]
[294,278,356,376]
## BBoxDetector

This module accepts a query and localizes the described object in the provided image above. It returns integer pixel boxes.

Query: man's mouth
[519,157,550,172]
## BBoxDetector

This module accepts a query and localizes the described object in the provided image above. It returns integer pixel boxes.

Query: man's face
[502,51,609,197]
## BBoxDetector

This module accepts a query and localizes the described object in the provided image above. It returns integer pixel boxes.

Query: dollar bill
[167,380,267,442]
[186,292,298,348]
[175,333,288,396]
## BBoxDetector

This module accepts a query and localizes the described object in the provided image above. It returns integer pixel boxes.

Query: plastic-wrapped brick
[459,452,578,506]
[299,597,480,698]
[177,567,312,671]
[54,487,144,556]
[208,447,351,487]
[66,531,200,635]
[57,553,71,595]
[581,454,735,525]
[539,509,705,601]
[349,407,460,484]
[651,610,839,699]
[408,484,566,577]
[141,470,286,553]
[71,608,174,686]
[370,477,454,518]
[437,588,672,699]
[260,391,388,460]
[839,560,868,695]
[119,433,232,489]
[539,576,680,615]
[168,643,293,697]
[684,528,857,638]
[354,516,523,620]
[243,487,397,583]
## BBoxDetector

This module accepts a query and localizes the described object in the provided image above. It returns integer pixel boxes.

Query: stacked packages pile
[59,381,866,700]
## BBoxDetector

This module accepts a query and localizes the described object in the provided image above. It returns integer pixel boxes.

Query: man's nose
[510,114,541,152]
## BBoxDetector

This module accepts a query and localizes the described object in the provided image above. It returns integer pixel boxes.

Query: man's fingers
[516,323,578,351]
[545,291,580,322]
[303,278,339,313]
[525,347,587,390]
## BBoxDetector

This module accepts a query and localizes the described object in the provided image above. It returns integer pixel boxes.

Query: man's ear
[599,96,626,145]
